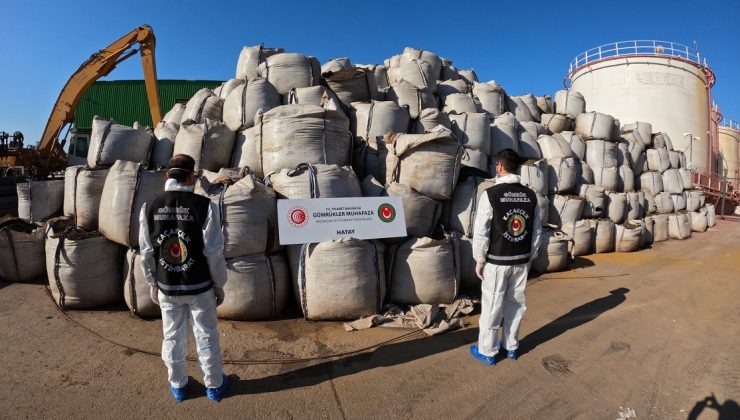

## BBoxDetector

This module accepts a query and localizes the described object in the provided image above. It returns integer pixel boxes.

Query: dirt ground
[1,219,739,420]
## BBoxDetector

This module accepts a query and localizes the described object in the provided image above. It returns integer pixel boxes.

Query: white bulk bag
[386,127,463,200]
[459,69,479,84]
[223,78,281,131]
[214,79,246,99]
[575,161,595,190]
[531,228,571,273]
[388,235,459,304]
[87,116,153,169]
[123,249,160,318]
[647,148,671,173]
[540,113,572,134]
[518,94,541,122]
[231,127,261,176]
[632,218,653,247]
[585,140,618,168]
[257,53,321,95]
[255,104,351,177]
[173,120,235,172]
[705,204,716,227]
[626,191,643,219]
[592,166,619,192]
[323,67,379,108]
[668,212,692,240]
[441,62,459,81]
[473,81,506,117]
[575,112,615,141]
[402,47,443,80]
[579,184,607,218]
[390,55,437,92]
[651,214,670,242]
[449,112,491,154]
[163,103,186,125]
[662,169,685,194]
[388,182,442,238]
[547,157,577,194]
[653,192,675,214]
[554,131,584,160]
[652,132,674,150]
[679,169,692,189]
[268,164,361,199]
[538,135,573,160]
[0,219,46,282]
[554,89,586,118]
[518,159,548,195]
[443,93,478,114]
[607,192,628,224]
[98,161,167,247]
[17,179,64,223]
[446,176,489,238]
[506,95,534,122]
[152,121,179,168]
[690,208,708,232]
[640,171,664,194]
[462,148,489,173]
[457,236,480,290]
[518,121,546,160]
[614,222,642,252]
[562,220,593,256]
[235,44,285,80]
[283,85,333,106]
[536,95,554,114]
[321,57,352,74]
[590,218,615,253]
[621,122,653,148]
[437,79,469,99]
[668,150,681,169]
[671,194,686,211]
[549,194,585,228]
[219,253,290,320]
[491,112,519,156]
[180,88,224,124]
[633,151,648,176]
[350,101,410,143]
[385,80,436,119]
[684,189,704,212]
[618,166,635,192]
[289,239,385,321]
[413,108,451,134]
[63,167,109,230]
[46,221,123,309]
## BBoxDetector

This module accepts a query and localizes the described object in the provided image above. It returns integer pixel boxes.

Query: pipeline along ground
[1,219,739,419]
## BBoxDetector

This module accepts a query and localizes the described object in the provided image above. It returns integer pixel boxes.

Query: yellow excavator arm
[37,24,161,171]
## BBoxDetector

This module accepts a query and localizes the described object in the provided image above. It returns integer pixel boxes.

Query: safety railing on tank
[721,119,740,130]
[567,40,710,78]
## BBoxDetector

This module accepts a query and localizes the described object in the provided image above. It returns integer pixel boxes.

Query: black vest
[485,182,537,266]
[147,191,213,296]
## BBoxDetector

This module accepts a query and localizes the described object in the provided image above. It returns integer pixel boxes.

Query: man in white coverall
[138,154,229,402]
[470,148,542,365]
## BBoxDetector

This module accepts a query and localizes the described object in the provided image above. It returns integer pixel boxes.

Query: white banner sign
[277,197,407,245]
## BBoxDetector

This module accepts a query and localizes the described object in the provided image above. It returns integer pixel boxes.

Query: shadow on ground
[687,393,739,420]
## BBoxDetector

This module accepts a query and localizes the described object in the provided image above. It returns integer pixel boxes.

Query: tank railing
[721,119,740,130]
[568,40,707,75]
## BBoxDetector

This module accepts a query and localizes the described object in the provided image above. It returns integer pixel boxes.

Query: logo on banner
[377,203,396,223]
[288,206,309,228]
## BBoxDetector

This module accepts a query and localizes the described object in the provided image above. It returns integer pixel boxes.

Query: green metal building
[73,79,223,130]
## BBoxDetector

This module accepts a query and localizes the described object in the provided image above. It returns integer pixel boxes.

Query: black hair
[496,148,522,173]
[167,154,196,182]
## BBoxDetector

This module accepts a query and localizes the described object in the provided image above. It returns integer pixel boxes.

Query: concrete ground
[1,219,739,419]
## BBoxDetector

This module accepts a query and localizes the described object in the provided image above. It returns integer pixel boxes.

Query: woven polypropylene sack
[350,101,410,143]
[449,112,490,154]
[385,80,436,119]
[357,64,390,90]
[223,78,281,131]
[636,217,654,247]
[461,148,488,173]
[546,157,577,194]
[592,166,619,191]
[98,161,167,247]
[579,184,607,218]
[621,122,653,148]
[231,127,262,176]
[288,239,385,321]
[180,89,224,124]
[653,192,674,214]
[283,85,333,106]
[255,105,351,177]
[87,116,153,169]
[671,193,686,211]
[585,140,618,168]
[626,191,644,219]
[561,220,592,256]
[538,134,573,160]
[518,121,546,160]
[535,192,549,225]
[437,79,469,100]
[63,167,109,230]
[689,208,708,232]
[491,112,519,156]
[446,176,489,238]
[618,166,635,192]
[518,159,548,196]
[684,189,704,212]
[163,103,185,125]
[473,81,506,117]
[548,194,585,228]
[443,93,478,114]
[679,169,692,190]
[540,113,572,134]
[257,53,321,95]
[575,161,595,190]
[389,55,437,93]
[235,44,285,80]
[575,112,615,141]
[402,47,443,81]
[640,171,664,194]
[668,150,681,169]
[705,204,716,227]
[590,219,615,253]
[668,212,692,240]
[651,214,670,242]
[536,95,554,115]
[554,90,585,118]
[388,235,459,305]
[506,95,534,122]
[214,79,245,99]
[152,121,179,168]
[653,132,674,151]
[647,148,671,173]
[268,164,361,200]
[662,169,685,194]
[607,192,628,224]
[531,228,571,273]
[413,108,451,134]
[385,127,463,200]
[387,182,442,238]
[46,223,123,309]
[17,180,64,223]
[0,220,46,282]
[123,249,160,318]
[323,67,379,109]
[555,131,584,160]
[173,120,236,172]
[219,253,290,320]
[614,222,642,252]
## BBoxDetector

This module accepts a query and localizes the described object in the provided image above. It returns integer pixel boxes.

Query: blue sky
[2,0,739,144]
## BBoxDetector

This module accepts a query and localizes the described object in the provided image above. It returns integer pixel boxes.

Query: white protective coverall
[472,173,542,357]
[139,178,228,389]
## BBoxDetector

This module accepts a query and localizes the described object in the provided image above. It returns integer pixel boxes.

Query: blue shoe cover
[206,373,228,402]
[470,345,496,366]
[170,384,187,403]
[506,349,518,360]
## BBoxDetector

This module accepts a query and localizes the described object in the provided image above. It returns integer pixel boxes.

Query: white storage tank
[718,123,740,183]
[567,41,715,172]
